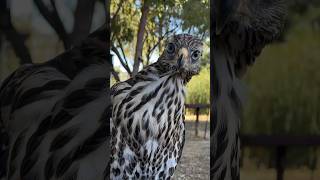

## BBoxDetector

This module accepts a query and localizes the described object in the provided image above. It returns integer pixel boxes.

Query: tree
[110,0,209,78]
[132,0,150,76]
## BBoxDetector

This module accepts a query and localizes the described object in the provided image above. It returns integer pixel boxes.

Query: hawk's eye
[192,50,201,60]
[166,43,175,54]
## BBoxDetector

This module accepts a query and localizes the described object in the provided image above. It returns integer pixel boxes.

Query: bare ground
[174,121,210,180]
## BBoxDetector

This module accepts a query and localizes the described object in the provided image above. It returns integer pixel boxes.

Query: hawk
[0,26,111,180]
[110,34,203,179]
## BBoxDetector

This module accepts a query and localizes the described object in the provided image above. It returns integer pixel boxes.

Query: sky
[111,49,159,72]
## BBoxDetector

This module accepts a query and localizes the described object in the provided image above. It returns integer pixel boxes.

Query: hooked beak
[177,54,183,68]
[215,0,239,35]
[177,48,189,69]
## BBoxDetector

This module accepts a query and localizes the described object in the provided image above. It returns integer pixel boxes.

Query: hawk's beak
[215,0,239,35]
[177,48,189,69]
[177,55,183,68]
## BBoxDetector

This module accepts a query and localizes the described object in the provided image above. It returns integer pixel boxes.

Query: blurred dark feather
[0,26,111,180]
[211,0,287,179]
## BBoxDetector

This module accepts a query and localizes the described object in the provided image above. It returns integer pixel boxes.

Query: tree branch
[132,0,150,76]
[111,67,120,82]
[111,45,132,76]
[116,38,130,68]
[111,0,124,22]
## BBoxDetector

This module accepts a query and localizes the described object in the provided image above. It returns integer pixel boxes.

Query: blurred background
[241,1,320,180]
[0,0,105,81]
[0,0,210,179]
[3,0,320,180]
[110,0,210,179]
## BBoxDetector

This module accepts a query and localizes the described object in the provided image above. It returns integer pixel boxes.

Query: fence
[241,135,320,180]
[184,104,320,180]
[185,103,210,138]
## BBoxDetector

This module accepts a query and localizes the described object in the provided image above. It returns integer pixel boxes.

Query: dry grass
[241,157,320,180]
[241,167,320,180]
[185,114,210,122]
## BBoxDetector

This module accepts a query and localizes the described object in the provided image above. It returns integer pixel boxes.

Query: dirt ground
[174,121,210,180]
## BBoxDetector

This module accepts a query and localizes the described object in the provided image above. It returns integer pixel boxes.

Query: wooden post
[240,146,244,168]
[195,107,200,137]
[204,115,208,139]
[276,146,286,180]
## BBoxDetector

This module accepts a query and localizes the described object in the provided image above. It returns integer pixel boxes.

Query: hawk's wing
[0,33,111,180]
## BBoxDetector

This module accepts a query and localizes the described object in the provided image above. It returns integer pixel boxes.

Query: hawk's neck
[128,62,188,86]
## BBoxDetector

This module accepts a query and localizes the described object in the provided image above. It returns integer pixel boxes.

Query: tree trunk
[132,0,150,76]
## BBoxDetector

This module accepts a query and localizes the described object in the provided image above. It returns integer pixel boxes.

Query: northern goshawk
[110,34,203,179]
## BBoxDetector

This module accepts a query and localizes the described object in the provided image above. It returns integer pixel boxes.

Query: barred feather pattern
[109,34,202,180]
[218,0,287,77]
[0,35,111,180]
[110,63,187,180]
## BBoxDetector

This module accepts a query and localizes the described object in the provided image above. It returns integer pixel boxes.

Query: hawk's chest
[112,75,186,136]
[111,75,186,179]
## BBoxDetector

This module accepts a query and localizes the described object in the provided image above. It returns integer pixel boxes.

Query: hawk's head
[158,34,203,79]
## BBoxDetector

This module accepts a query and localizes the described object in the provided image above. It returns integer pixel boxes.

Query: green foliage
[110,0,210,108]
[242,8,320,169]
[186,66,210,105]
[111,0,209,72]
[200,38,210,67]
[177,0,209,35]
[243,8,320,135]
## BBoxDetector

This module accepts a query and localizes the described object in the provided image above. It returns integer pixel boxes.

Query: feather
[0,26,111,180]
[211,1,287,179]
